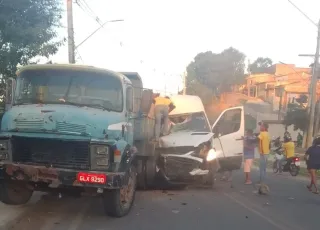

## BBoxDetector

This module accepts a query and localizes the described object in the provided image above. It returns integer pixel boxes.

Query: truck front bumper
[0,163,127,189]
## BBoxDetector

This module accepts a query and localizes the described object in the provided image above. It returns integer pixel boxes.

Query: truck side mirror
[126,87,133,112]
[5,78,16,111]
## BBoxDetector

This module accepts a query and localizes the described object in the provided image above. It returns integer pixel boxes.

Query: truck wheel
[103,167,137,217]
[0,180,33,205]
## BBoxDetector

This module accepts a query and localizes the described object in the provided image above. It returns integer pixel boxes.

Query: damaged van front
[156,95,244,187]
[156,95,220,187]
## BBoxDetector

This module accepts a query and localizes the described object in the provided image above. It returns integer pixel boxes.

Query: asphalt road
[8,170,320,230]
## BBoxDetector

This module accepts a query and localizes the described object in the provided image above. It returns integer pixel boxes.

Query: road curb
[0,192,45,230]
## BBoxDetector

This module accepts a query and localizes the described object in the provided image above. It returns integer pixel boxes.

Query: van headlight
[206,149,217,161]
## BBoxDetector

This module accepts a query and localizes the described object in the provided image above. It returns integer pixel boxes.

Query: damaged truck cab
[0,64,149,217]
[156,95,245,187]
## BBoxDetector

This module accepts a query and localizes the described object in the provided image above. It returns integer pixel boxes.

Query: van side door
[211,106,244,171]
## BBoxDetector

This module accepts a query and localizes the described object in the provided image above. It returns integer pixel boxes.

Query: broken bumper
[0,163,127,189]
[158,155,219,183]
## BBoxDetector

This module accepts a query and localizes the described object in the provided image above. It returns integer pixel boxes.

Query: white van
[156,95,244,186]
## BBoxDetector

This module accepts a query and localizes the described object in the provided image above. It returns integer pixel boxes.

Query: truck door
[211,106,244,171]
[126,86,134,145]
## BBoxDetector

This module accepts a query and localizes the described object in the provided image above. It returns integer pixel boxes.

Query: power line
[75,0,104,27]
[75,49,84,63]
[286,0,317,27]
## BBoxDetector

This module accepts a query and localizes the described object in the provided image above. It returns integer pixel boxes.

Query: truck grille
[161,156,200,179]
[56,122,86,134]
[16,120,44,130]
[11,136,90,170]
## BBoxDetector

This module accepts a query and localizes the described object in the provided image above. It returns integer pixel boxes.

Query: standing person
[152,95,175,141]
[243,129,256,185]
[258,122,270,184]
[278,133,295,174]
[305,136,320,194]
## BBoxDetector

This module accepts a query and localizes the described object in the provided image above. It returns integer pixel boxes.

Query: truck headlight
[0,140,8,151]
[90,144,110,169]
[0,140,9,160]
[93,145,109,155]
[206,149,217,161]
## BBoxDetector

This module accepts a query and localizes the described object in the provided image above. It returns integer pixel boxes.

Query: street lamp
[75,19,124,49]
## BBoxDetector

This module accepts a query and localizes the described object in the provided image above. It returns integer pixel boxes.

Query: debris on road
[172,209,180,214]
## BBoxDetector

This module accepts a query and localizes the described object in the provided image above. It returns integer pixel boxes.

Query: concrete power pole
[306,19,320,147]
[182,72,187,95]
[67,0,76,64]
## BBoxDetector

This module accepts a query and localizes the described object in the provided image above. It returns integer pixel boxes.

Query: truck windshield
[169,112,211,133]
[14,69,123,112]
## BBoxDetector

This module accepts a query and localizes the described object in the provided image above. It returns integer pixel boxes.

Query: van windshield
[169,112,211,133]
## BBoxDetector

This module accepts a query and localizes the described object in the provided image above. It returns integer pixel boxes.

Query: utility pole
[182,72,187,95]
[306,19,320,147]
[67,0,76,64]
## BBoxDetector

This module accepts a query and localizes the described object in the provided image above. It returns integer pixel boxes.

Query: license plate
[77,172,106,184]
[294,162,300,166]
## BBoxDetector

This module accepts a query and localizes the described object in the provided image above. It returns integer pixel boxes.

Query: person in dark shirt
[305,135,320,194]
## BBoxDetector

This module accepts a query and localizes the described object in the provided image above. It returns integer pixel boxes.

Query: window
[126,87,133,112]
[213,108,241,136]
[15,69,123,112]
[169,112,211,133]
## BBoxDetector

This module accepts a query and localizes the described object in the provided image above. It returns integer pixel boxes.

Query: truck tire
[0,180,33,205]
[102,166,137,217]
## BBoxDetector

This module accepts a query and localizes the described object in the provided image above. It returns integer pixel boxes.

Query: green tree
[185,47,246,104]
[0,0,64,95]
[248,57,273,74]
[283,103,308,132]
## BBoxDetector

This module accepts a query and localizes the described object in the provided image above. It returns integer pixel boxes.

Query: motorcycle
[272,147,300,176]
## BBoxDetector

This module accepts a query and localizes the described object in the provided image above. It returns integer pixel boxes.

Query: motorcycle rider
[278,133,295,173]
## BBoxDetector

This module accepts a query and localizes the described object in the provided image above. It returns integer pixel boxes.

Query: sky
[49,0,320,95]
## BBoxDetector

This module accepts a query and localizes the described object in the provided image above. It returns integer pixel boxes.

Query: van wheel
[102,167,137,217]
[137,160,147,189]
[146,158,157,188]
[0,180,33,205]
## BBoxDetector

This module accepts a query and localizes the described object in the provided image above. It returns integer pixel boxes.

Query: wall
[267,124,302,141]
